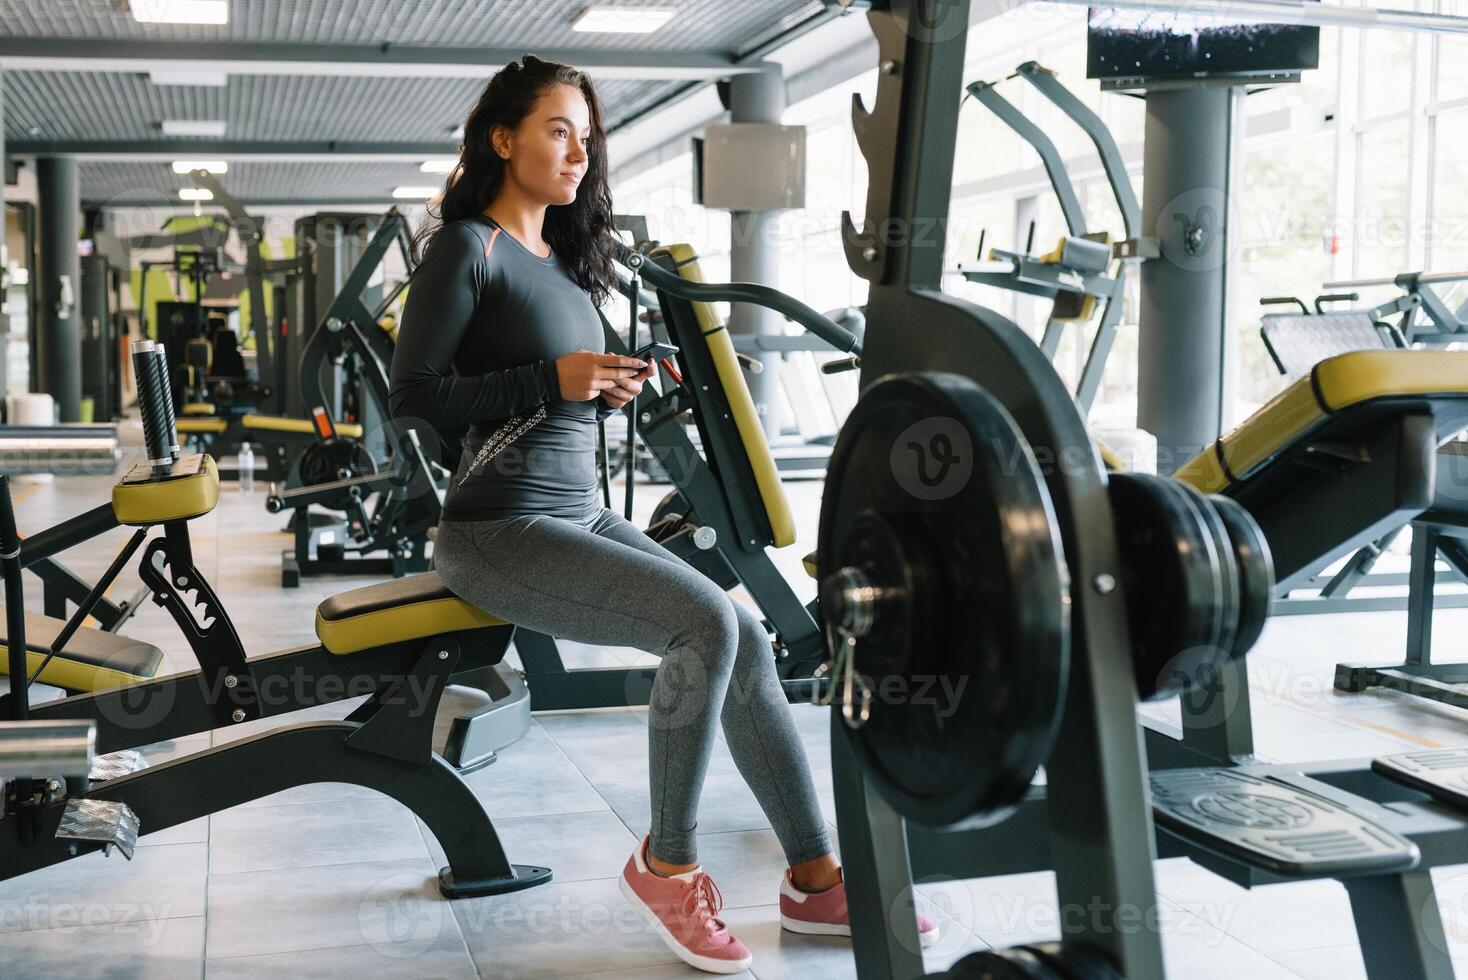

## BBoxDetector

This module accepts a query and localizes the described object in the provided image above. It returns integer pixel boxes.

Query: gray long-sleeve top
[389,215,613,521]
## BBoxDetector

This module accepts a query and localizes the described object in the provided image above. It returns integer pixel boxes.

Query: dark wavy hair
[415,54,617,305]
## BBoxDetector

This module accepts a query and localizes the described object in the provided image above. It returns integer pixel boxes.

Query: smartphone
[631,341,679,364]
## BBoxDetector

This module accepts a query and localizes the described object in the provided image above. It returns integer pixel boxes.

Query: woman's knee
[672,584,740,658]
[732,601,768,644]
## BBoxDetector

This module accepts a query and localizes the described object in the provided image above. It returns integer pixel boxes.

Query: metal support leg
[1076,287,1124,412]
[1344,870,1455,980]
[1406,526,1438,667]
[830,709,926,980]
[1,722,551,897]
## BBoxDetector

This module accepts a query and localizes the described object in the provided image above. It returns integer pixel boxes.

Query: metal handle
[613,241,862,355]
[0,720,96,778]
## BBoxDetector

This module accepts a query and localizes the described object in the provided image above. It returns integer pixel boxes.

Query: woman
[389,55,937,974]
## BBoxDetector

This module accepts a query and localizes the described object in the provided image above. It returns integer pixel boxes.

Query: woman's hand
[598,360,658,410]
[555,350,646,401]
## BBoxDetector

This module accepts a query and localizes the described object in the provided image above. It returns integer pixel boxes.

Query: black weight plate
[1022,943,1122,979]
[817,371,1069,829]
[1107,472,1230,700]
[297,439,378,512]
[1208,493,1274,658]
[944,948,1063,979]
[1179,479,1241,675]
[651,489,692,525]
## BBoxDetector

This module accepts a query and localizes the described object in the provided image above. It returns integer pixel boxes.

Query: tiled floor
[1,432,1467,978]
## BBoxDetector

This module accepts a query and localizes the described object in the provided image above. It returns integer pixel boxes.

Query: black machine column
[37,156,82,422]
[727,63,785,440]
[1138,87,1238,474]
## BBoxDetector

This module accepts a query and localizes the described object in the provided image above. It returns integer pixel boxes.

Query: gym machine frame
[823,3,1468,978]
[265,209,443,587]
[826,1,1165,974]
[190,170,294,417]
[0,346,544,897]
[959,60,1155,413]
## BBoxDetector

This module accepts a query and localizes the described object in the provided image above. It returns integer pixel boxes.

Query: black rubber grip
[132,347,173,465]
[152,348,180,455]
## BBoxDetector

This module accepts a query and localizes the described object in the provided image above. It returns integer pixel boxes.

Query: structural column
[727,63,784,440]
[1137,87,1237,474]
[37,155,81,422]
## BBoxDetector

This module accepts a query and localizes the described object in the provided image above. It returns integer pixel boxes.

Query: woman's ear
[490,125,511,161]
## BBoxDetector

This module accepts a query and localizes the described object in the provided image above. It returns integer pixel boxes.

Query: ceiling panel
[78,159,433,205]
[6,72,676,143]
[0,0,823,55]
[0,0,830,204]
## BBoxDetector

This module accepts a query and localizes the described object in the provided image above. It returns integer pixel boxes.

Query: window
[1429,105,1468,269]
[1435,30,1468,102]
[1235,130,1340,416]
[1354,120,1411,276]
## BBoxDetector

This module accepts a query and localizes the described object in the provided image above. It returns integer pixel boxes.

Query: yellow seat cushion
[241,414,364,439]
[656,244,798,549]
[314,572,506,655]
[1178,350,1468,494]
[0,607,163,691]
[112,454,220,526]
[177,417,229,435]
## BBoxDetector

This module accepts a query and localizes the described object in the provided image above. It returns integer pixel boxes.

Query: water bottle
[238,442,255,494]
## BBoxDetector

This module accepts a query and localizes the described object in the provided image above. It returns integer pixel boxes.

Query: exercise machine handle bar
[0,720,96,779]
[613,242,863,357]
[1015,61,1141,240]
[1259,296,1310,315]
[1325,270,1468,290]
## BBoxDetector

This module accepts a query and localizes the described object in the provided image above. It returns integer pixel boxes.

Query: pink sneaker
[779,868,941,947]
[619,837,753,975]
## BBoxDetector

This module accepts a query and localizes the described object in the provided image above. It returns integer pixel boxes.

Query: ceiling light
[171,160,228,174]
[392,186,439,199]
[130,0,229,25]
[571,6,674,33]
[149,69,228,87]
[178,188,214,201]
[420,160,456,174]
[161,120,227,137]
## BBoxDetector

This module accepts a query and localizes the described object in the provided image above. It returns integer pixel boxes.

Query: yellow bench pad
[0,607,164,691]
[242,414,364,440]
[113,454,220,526]
[177,417,228,435]
[1178,350,1468,493]
[315,573,506,655]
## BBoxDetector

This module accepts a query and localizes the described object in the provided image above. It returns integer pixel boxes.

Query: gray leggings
[434,508,832,867]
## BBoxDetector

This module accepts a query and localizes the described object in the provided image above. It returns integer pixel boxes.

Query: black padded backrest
[211,329,246,377]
